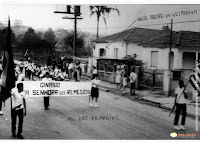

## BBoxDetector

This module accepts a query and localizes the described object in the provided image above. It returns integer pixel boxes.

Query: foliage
[90,5,120,38]
[62,30,89,56]
[122,54,143,66]
[43,28,55,44]
[21,28,44,51]
[43,28,56,56]
[122,54,137,62]
[63,30,85,49]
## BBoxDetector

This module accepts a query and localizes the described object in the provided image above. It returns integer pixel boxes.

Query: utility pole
[168,19,173,96]
[54,5,82,64]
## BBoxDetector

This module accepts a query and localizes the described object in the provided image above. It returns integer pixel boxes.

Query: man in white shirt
[173,80,187,131]
[42,72,52,110]
[11,83,26,139]
[130,68,137,95]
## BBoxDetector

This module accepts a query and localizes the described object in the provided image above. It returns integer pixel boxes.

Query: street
[0,89,199,139]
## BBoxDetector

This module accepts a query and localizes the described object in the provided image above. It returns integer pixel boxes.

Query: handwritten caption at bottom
[67,115,119,121]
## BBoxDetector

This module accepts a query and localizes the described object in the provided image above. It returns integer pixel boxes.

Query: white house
[138,30,200,100]
[93,27,200,99]
[93,28,170,66]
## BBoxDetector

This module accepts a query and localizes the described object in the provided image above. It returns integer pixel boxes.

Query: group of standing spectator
[47,55,86,82]
[115,65,137,95]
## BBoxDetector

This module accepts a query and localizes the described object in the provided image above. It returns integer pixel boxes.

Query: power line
[134,19,200,27]
[76,19,200,30]
[105,20,137,49]
[98,18,200,50]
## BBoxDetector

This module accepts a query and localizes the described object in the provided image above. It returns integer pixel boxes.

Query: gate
[139,68,164,90]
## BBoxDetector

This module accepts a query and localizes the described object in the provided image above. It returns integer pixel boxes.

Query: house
[92,27,200,99]
[138,30,200,99]
[92,27,170,65]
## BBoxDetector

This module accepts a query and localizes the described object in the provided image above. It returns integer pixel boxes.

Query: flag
[0,17,16,102]
[189,71,200,95]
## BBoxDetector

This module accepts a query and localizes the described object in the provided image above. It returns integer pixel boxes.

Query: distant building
[14,20,23,27]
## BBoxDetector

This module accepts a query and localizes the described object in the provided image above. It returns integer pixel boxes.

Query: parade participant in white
[90,74,100,108]
[42,72,52,110]
[173,80,187,131]
[11,83,26,139]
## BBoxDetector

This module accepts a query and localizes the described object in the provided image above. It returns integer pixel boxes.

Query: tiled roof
[93,27,200,49]
[124,28,170,43]
[92,28,134,43]
[139,30,200,48]
[92,27,171,43]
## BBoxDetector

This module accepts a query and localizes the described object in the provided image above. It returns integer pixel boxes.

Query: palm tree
[90,6,120,39]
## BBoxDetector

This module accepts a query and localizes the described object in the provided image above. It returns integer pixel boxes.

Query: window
[114,48,118,59]
[99,48,106,57]
[172,70,182,80]
[151,51,158,67]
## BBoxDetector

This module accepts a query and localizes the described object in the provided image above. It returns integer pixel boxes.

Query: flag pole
[10,94,12,132]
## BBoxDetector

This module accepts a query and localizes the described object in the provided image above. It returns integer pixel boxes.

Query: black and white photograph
[0,0,200,140]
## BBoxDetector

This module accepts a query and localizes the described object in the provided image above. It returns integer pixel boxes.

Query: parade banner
[17,81,92,97]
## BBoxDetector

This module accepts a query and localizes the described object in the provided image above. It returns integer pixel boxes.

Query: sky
[0,0,200,36]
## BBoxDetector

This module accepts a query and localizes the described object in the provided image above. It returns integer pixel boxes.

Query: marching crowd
[0,56,92,139]
[15,58,88,82]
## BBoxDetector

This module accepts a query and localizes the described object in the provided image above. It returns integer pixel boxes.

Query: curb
[100,85,200,120]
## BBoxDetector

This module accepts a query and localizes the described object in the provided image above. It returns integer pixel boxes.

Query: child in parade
[90,74,100,108]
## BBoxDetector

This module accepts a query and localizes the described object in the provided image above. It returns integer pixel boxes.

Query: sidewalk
[96,79,200,119]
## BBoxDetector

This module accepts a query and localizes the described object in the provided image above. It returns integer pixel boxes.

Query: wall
[94,42,126,60]
[126,43,143,60]
[142,47,170,70]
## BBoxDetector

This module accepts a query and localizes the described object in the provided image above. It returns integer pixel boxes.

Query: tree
[20,28,44,55]
[90,5,120,39]
[63,30,87,57]
[43,28,56,56]
[122,54,143,66]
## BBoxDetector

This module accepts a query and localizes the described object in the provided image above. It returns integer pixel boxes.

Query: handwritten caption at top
[137,9,198,22]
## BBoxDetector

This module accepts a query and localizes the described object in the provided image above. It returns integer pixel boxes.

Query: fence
[139,68,164,90]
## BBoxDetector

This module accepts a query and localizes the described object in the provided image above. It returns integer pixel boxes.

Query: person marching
[90,74,100,108]
[173,79,188,131]
[11,82,26,139]
[42,72,52,110]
